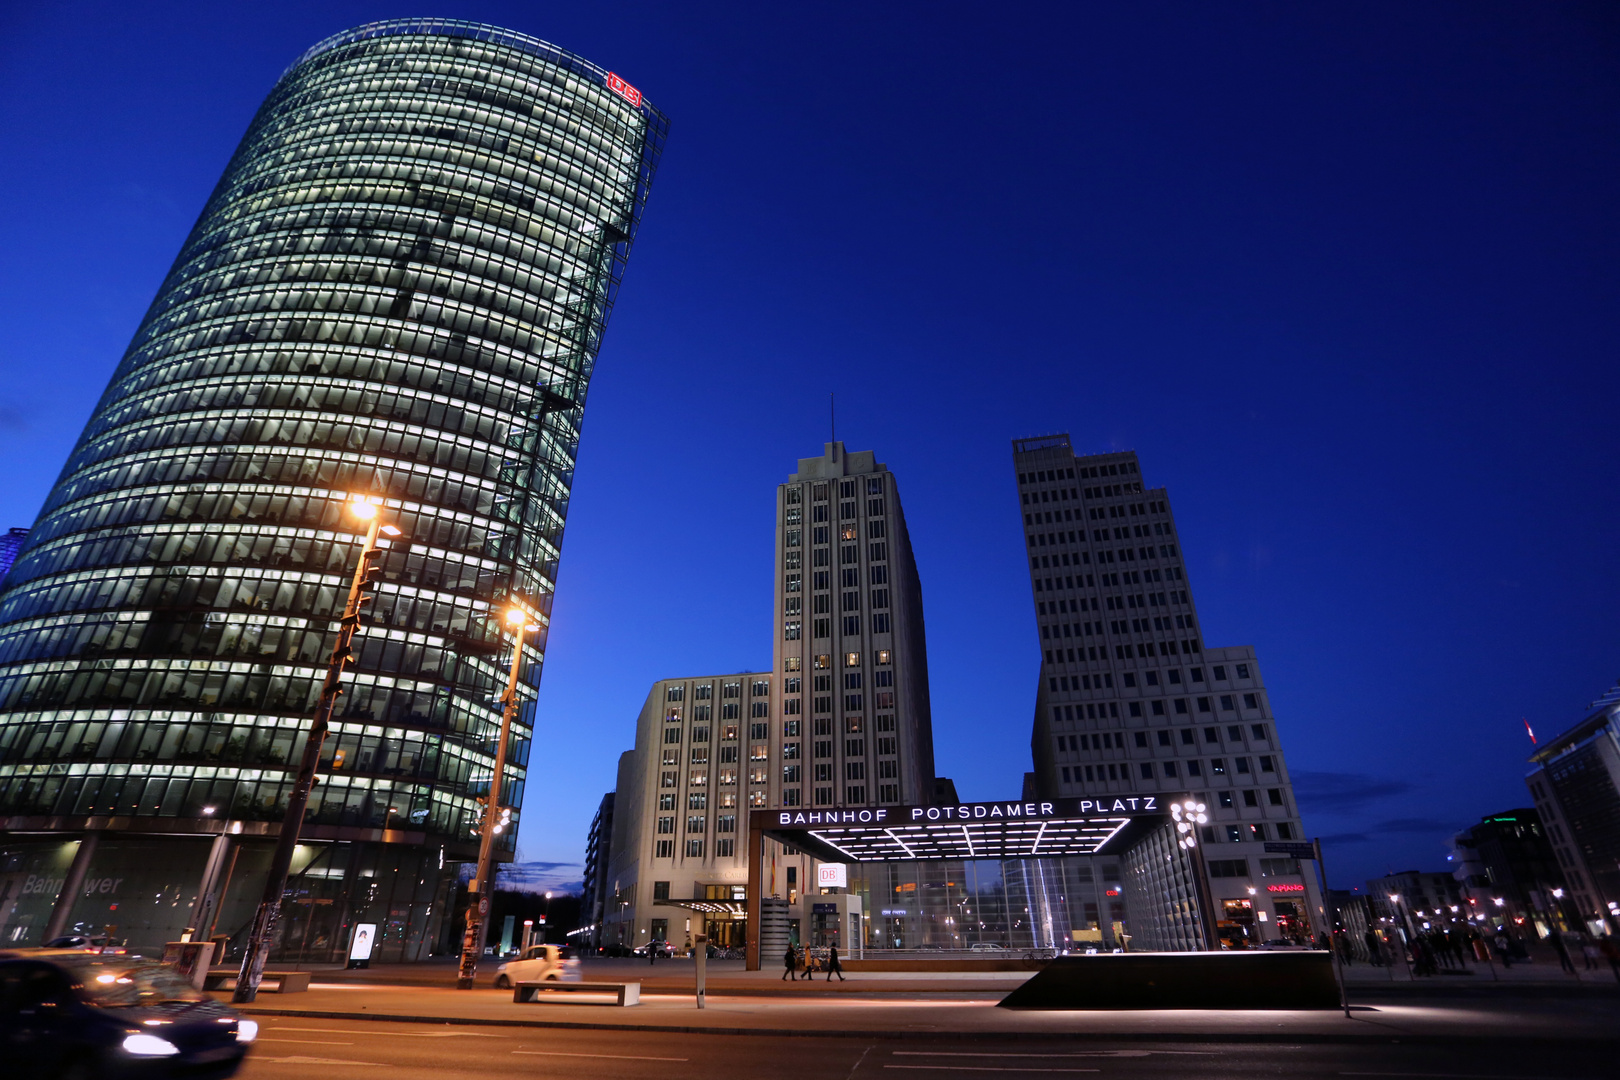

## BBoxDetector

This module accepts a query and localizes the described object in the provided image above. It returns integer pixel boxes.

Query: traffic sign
[1264,842,1316,859]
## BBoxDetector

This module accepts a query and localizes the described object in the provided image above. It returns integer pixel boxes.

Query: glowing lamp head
[349,496,379,520]
[1389,894,1399,903]
[505,607,527,627]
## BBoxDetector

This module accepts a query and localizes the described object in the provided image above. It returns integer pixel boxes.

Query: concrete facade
[1525,682,1620,933]
[601,673,768,952]
[597,443,942,955]
[1012,435,1322,946]
[773,442,936,810]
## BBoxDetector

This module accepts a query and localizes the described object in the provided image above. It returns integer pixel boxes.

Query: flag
[1523,718,1536,745]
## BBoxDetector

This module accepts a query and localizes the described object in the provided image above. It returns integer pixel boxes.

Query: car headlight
[236,1019,259,1043]
[123,1033,181,1056]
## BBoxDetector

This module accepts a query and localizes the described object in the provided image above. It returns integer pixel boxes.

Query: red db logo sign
[606,73,642,107]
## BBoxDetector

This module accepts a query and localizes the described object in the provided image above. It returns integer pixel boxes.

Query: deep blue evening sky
[2,2,1616,891]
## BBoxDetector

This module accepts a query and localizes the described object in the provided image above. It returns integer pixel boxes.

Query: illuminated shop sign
[817,863,848,888]
[774,796,1158,828]
[606,72,642,106]
[1266,883,1306,893]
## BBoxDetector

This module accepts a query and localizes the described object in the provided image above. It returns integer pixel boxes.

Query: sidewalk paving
[224,978,1620,1044]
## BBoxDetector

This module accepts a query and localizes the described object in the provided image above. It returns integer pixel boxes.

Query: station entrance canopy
[753,797,1168,863]
[743,797,1195,969]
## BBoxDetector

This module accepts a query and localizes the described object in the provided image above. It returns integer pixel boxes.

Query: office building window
[846,785,867,803]
[655,840,674,858]
[685,839,705,857]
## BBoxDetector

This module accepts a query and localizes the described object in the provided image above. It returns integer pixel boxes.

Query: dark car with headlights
[0,952,254,1078]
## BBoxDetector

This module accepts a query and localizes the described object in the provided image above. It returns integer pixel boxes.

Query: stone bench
[513,980,639,1006]
[204,970,311,993]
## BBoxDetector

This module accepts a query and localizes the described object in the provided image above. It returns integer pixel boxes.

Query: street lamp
[1170,799,1215,950]
[235,495,401,1003]
[456,605,538,989]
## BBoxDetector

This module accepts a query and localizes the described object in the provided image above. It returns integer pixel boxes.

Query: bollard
[694,933,707,1009]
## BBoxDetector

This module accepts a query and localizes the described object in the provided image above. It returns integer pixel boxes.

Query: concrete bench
[204,970,311,994]
[513,980,639,1006]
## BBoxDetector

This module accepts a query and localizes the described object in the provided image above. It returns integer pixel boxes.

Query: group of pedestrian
[782,942,845,981]
[1356,922,1620,982]
[1551,930,1620,982]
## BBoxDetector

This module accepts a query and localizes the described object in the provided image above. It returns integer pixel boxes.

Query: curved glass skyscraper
[0,20,665,960]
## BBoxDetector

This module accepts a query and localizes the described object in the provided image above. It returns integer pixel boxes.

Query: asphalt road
[238,1014,1613,1080]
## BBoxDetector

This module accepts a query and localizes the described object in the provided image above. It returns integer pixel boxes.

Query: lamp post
[1387,894,1415,981]
[234,495,400,1003]
[456,606,535,989]
[1170,799,1216,950]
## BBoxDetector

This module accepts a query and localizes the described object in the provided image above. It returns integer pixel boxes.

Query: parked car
[492,945,581,989]
[970,942,1008,952]
[0,952,254,1078]
[631,940,672,959]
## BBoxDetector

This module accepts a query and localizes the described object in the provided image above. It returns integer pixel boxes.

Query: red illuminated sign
[606,73,642,107]
[1266,883,1306,893]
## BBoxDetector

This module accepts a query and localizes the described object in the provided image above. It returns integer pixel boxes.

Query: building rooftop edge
[281,18,666,119]
[1528,700,1618,766]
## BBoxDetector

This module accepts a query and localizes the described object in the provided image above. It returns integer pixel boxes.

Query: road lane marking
[884,1069,1100,1074]
[514,1050,689,1062]
[256,1057,391,1066]
[264,1025,507,1038]
[1341,1074,1591,1079]
[895,1051,1213,1058]
[256,1038,354,1045]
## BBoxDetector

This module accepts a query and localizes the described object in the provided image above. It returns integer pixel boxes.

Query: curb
[236,1005,1620,1045]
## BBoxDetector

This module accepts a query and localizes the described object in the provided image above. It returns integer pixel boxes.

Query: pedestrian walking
[1582,938,1601,971]
[782,943,798,981]
[1599,936,1620,984]
[1550,931,1576,975]
[1492,930,1513,968]
[649,940,657,966]
[826,943,845,981]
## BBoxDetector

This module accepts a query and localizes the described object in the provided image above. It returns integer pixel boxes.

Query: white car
[492,944,581,988]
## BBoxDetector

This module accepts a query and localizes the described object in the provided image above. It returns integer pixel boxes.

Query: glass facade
[850,857,1137,953]
[0,19,665,958]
